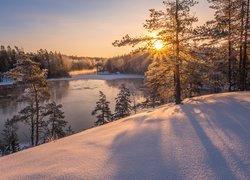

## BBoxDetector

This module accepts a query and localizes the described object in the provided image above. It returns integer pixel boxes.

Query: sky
[0,0,214,58]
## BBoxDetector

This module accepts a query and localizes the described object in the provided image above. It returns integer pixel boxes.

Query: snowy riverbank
[0,81,13,86]
[1,92,250,179]
[49,74,144,81]
[0,74,144,86]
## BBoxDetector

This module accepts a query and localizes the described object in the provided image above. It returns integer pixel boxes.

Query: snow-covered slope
[1,92,250,180]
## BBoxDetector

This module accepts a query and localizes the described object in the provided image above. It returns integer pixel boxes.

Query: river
[0,75,146,144]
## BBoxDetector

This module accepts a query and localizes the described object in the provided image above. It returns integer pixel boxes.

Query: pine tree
[0,140,4,156]
[240,0,250,90]
[42,102,68,141]
[205,0,238,91]
[18,104,36,146]
[113,0,198,104]
[6,49,50,146]
[0,46,10,73]
[114,84,132,119]
[145,58,174,107]
[181,48,207,98]
[195,0,250,91]
[92,91,112,126]
[131,90,138,114]
[145,60,162,108]
[1,117,20,155]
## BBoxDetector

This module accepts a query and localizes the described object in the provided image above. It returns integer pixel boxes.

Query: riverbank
[69,69,97,76]
[49,74,144,82]
[0,73,145,87]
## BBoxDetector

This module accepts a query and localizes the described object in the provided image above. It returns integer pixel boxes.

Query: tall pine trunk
[102,109,105,124]
[239,1,245,91]
[29,99,37,146]
[52,114,56,139]
[31,118,34,146]
[175,0,182,104]
[33,84,40,146]
[228,0,233,91]
[243,0,250,90]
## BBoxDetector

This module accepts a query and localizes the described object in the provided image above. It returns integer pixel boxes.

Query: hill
[0,92,250,179]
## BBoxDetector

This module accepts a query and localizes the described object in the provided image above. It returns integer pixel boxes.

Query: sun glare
[154,41,163,50]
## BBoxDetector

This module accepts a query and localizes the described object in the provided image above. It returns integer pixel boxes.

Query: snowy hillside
[0,92,250,179]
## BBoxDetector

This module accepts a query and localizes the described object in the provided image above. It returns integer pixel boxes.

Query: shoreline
[0,73,145,87]
[49,73,145,81]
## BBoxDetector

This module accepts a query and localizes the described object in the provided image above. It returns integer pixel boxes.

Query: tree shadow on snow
[107,118,183,180]
[108,94,250,179]
[179,97,250,180]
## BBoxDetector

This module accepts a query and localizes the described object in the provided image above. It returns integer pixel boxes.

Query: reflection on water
[0,78,145,144]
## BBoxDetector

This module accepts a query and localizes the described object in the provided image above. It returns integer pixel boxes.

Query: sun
[154,41,163,50]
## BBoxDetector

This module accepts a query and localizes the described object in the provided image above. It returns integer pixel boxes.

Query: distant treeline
[67,55,102,71]
[0,45,99,81]
[104,52,152,74]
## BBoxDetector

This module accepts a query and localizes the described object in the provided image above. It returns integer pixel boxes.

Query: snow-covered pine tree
[114,84,132,119]
[145,61,161,108]
[1,117,20,155]
[92,91,112,126]
[6,49,50,146]
[145,58,174,107]
[145,0,198,104]
[42,102,69,141]
[181,47,207,98]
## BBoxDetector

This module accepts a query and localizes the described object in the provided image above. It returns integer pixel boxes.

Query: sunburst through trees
[113,0,199,104]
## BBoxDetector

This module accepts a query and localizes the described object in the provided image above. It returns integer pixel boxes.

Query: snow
[0,81,13,86]
[0,74,144,86]
[0,92,250,179]
[0,80,13,86]
[0,77,14,86]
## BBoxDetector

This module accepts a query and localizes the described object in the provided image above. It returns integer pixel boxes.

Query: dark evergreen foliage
[42,102,69,141]
[1,118,20,155]
[0,46,70,80]
[114,84,132,119]
[92,91,113,126]
[32,50,69,78]
[18,105,36,146]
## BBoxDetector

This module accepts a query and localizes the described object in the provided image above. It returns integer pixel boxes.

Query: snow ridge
[0,92,250,180]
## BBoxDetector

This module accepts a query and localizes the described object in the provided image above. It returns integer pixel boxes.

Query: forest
[0,46,98,81]
[113,0,250,105]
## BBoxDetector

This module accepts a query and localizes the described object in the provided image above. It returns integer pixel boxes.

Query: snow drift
[0,92,250,180]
